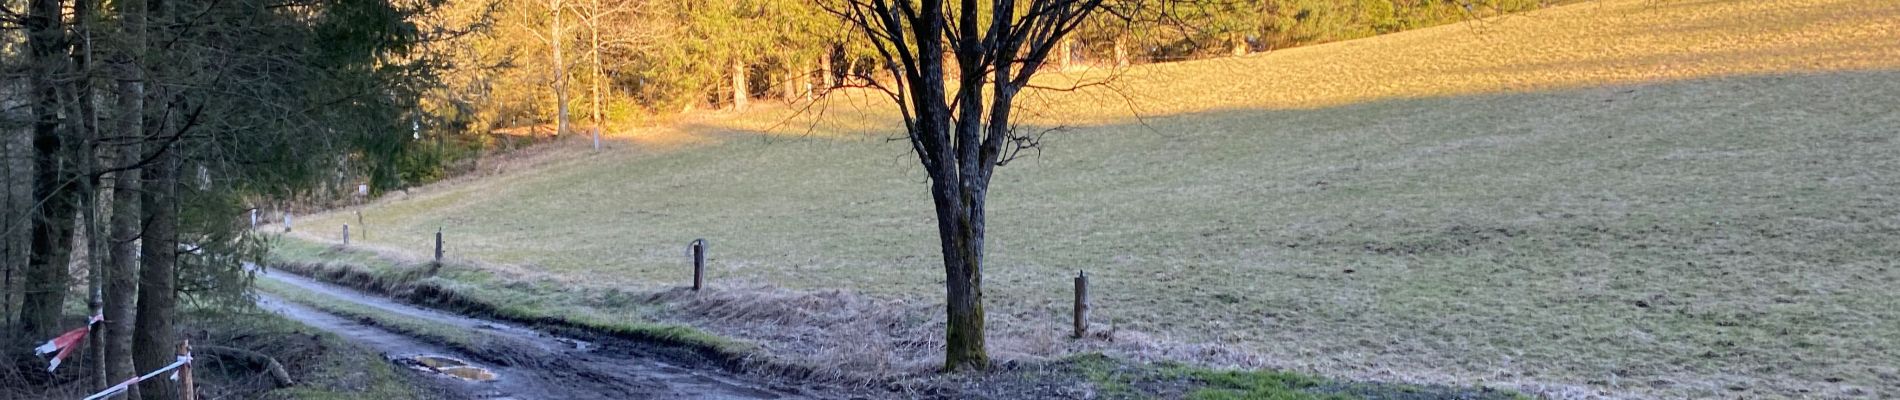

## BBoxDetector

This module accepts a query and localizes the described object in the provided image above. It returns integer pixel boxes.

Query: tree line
[436,0,1557,137]
[1,0,448,396]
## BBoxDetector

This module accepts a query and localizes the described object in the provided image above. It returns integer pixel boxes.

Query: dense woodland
[0,0,1555,397]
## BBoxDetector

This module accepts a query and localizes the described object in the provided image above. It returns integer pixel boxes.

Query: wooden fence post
[342,224,349,245]
[1074,270,1089,339]
[434,228,444,263]
[178,340,195,400]
[249,209,257,229]
[283,214,292,232]
[690,239,706,291]
[592,127,601,151]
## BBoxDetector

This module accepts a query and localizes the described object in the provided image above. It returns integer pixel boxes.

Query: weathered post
[178,340,196,400]
[283,214,292,233]
[342,224,350,245]
[434,228,444,263]
[592,127,601,151]
[690,239,706,291]
[250,209,258,229]
[356,210,364,240]
[1073,270,1089,339]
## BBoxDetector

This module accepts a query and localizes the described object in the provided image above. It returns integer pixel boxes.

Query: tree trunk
[932,181,988,371]
[105,0,145,385]
[802,61,814,100]
[70,0,111,388]
[730,59,748,110]
[587,1,603,129]
[133,140,178,400]
[818,51,834,91]
[105,137,141,399]
[782,68,799,101]
[843,57,859,87]
[2,84,26,329]
[549,0,568,138]
[1055,37,1073,70]
[20,0,76,340]
[1114,35,1129,68]
[2,107,13,329]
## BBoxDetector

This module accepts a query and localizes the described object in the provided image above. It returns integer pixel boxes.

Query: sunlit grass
[283,0,1900,397]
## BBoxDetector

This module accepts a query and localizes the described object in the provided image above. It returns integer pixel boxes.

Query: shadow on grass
[286,69,1900,399]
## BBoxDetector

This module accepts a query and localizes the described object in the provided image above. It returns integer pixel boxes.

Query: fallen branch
[196,345,295,388]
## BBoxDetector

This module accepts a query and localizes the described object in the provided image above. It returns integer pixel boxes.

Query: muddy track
[255,269,847,400]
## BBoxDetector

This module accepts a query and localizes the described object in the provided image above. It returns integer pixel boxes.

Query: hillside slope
[289,0,1900,398]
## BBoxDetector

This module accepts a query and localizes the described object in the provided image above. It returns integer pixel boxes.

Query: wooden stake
[434,228,444,263]
[342,224,349,245]
[178,340,195,400]
[1073,270,1089,339]
[690,239,705,291]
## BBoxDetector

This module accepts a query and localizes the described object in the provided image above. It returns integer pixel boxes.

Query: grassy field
[282,0,1900,398]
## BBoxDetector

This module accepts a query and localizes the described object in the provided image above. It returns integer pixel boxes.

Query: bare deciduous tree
[827,0,1117,371]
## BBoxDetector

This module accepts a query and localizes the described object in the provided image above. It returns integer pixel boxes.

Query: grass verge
[1062,353,1528,400]
[266,236,1531,399]
[264,237,758,369]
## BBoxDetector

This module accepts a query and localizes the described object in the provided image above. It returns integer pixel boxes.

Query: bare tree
[520,0,572,137]
[572,0,658,129]
[583,0,605,126]
[827,0,1115,371]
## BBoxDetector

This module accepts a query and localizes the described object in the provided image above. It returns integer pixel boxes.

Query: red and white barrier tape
[80,354,192,400]
[32,314,103,372]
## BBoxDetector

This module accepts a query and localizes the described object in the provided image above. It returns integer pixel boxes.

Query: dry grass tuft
[644,283,942,380]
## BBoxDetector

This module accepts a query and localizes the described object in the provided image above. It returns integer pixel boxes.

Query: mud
[400,355,499,382]
[255,269,830,399]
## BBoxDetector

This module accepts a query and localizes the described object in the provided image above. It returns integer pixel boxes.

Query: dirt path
[254,269,829,400]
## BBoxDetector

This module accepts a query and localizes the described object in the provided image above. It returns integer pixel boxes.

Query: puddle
[557,337,596,351]
[399,355,500,382]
